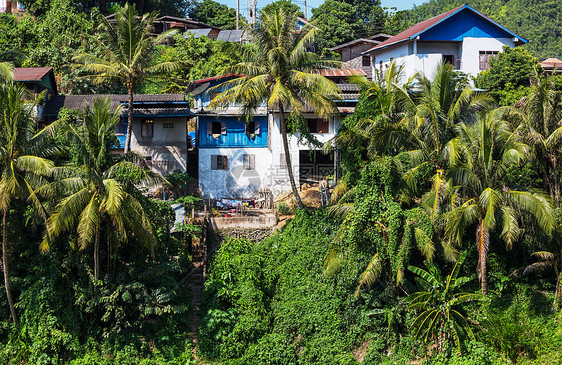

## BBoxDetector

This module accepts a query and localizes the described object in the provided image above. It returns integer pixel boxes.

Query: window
[153,160,170,171]
[443,55,454,65]
[307,118,329,134]
[279,153,287,169]
[479,51,499,70]
[362,55,371,67]
[163,122,174,129]
[243,154,255,170]
[211,155,228,170]
[141,119,153,138]
[207,121,226,136]
[245,121,260,136]
[115,119,126,135]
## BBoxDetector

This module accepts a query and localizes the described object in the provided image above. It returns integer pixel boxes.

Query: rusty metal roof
[317,68,366,77]
[541,58,562,68]
[13,67,53,82]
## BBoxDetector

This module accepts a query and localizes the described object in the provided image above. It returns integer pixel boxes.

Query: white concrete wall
[460,37,514,77]
[371,37,516,82]
[198,147,273,199]
[130,117,188,176]
[268,113,340,195]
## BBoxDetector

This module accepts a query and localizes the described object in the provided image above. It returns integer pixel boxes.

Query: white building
[188,70,361,200]
[0,0,22,13]
[362,5,527,82]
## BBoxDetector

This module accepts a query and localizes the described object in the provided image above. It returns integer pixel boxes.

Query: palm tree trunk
[278,106,304,209]
[94,226,100,281]
[2,211,17,324]
[477,221,490,295]
[554,270,562,310]
[124,85,134,153]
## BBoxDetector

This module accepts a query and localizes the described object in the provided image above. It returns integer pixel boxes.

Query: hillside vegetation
[406,0,562,60]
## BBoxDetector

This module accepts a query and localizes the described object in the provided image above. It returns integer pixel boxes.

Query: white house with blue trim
[363,4,527,82]
[188,71,361,200]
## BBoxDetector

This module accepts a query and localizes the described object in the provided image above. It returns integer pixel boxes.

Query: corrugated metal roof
[541,58,562,68]
[13,67,53,82]
[329,38,381,52]
[44,94,187,116]
[317,68,366,77]
[365,5,465,53]
[185,28,213,38]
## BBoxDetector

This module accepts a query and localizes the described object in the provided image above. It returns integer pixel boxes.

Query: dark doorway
[299,150,334,185]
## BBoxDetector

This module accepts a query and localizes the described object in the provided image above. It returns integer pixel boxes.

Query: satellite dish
[189,82,210,97]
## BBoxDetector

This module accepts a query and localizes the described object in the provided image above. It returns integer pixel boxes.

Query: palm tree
[517,71,562,205]
[74,3,180,153]
[41,97,163,281]
[443,109,556,294]
[333,60,413,158]
[0,69,54,324]
[406,253,480,354]
[210,9,341,209]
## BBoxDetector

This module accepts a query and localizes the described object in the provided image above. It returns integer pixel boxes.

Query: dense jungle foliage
[2,2,562,364]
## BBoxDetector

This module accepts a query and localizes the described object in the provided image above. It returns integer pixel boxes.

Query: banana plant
[405,253,481,354]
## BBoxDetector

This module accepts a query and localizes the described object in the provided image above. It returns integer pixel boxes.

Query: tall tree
[210,9,341,209]
[517,71,562,205]
[41,97,163,280]
[74,3,180,153]
[442,109,556,294]
[0,66,54,324]
[188,0,236,29]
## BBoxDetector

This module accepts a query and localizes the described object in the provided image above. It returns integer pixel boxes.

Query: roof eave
[407,4,527,44]
[362,39,409,55]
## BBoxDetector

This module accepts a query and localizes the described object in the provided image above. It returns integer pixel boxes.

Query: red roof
[317,68,366,77]
[13,67,54,82]
[366,5,465,53]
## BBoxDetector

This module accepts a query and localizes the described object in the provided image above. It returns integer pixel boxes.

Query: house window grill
[163,122,175,129]
[153,160,170,171]
[243,154,256,170]
[211,155,228,170]
[141,119,154,138]
[479,51,499,70]
[362,55,371,67]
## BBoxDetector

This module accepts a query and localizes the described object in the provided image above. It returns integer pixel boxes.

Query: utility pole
[252,0,256,26]
[247,0,251,23]
[236,0,239,30]
[304,0,307,19]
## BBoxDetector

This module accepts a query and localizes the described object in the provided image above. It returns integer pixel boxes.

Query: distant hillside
[405,0,562,60]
